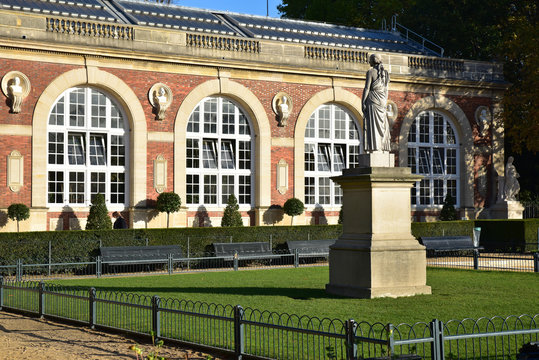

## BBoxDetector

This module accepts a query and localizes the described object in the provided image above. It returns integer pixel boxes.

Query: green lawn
[53,266,538,325]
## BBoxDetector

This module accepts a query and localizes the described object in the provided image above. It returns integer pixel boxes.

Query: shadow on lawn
[88,286,337,300]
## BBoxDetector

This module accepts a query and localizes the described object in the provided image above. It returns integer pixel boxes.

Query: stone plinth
[326,159,431,298]
[489,201,524,219]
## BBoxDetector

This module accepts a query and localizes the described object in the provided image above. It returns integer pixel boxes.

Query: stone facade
[0,4,506,231]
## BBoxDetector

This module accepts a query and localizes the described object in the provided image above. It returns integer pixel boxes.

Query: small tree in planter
[439,194,458,221]
[86,193,112,230]
[156,191,182,228]
[221,194,243,227]
[7,203,30,232]
[338,206,343,224]
[283,197,304,226]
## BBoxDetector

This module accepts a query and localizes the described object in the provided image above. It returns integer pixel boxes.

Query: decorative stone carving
[503,156,520,201]
[276,159,288,194]
[7,150,24,192]
[272,92,293,127]
[148,83,172,120]
[1,71,31,113]
[153,154,167,193]
[475,106,491,138]
[362,53,390,153]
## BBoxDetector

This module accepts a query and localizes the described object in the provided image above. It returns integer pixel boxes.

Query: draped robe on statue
[363,69,391,152]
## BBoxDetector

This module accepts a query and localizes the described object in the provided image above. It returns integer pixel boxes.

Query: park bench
[99,245,183,264]
[211,242,273,258]
[285,239,336,255]
[419,236,483,256]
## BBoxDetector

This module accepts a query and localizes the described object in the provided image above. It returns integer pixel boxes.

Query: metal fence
[1,249,538,282]
[0,277,537,360]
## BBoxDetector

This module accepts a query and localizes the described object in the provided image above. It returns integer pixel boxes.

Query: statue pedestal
[326,155,431,298]
[490,201,524,219]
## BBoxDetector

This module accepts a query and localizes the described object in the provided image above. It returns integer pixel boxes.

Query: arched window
[304,104,361,206]
[407,111,459,206]
[47,87,129,208]
[186,97,253,207]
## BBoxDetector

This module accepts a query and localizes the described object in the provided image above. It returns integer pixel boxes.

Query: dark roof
[0,0,439,56]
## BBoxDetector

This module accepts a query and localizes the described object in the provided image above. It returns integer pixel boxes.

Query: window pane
[110,172,125,204]
[446,122,456,144]
[69,171,85,204]
[433,114,444,144]
[91,90,107,128]
[220,140,235,169]
[202,140,218,169]
[186,174,200,204]
[238,113,250,135]
[111,135,125,166]
[318,105,330,139]
[203,175,217,204]
[49,96,64,126]
[317,144,331,172]
[239,141,251,170]
[334,183,342,205]
[408,148,417,174]
[319,177,331,205]
[333,145,345,172]
[48,171,64,203]
[348,145,359,168]
[69,88,85,127]
[203,98,217,133]
[239,175,251,204]
[433,179,444,205]
[222,100,235,134]
[222,175,234,204]
[305,115,315,138]
[432,148,445,175]
[419,179,430,205]
[305,144,315,171]
[89,134,106,166]
[334,107,346,140]
[447,149,457,175]
[68,134,85,165]
[419,113,429,143]
[348,118,359,140]
[187,106,200,133]
[187,139,199,168]
[110,102,124,129]
[48,132,64,165]
[408,119,417,143]
[305,177,315,205]
[418,147,430,174]
[90,172,106,202]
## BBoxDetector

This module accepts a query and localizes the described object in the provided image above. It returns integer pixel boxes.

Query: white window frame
[408,111,460,208]
[186,97,254,210]
[304,104,362,209]
[46,87,129,210]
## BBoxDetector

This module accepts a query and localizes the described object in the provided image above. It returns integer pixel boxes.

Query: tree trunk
[167,212,170,228]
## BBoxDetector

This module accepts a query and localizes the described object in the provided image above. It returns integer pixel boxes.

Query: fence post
[534,253,539,273]
[152,295,161,339]
[430,319,445,360]
[187,237,190,271]
[96,256,102,278]
[0,276,4,310]
[345,319,357,360]
[473,249,479,270]
[16,259,22,282]
[387,323,395,359]
[168,253,173,275]
[234,305,244,360]
[48,241,52,277]
[294,248,299,268]
[234,251,239,271]
[39,281,45,318]
[89,287,96,329]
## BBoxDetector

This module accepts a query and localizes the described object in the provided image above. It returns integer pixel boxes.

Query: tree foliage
[221,194,244,227]
[283,198,305,225]
[156,192,182,228]
[7,203,30,232]
[86,194,112,230]
[439,195,458,221]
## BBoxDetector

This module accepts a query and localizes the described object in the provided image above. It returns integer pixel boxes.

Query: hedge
[1,219,537,265]
[0,225,342,264]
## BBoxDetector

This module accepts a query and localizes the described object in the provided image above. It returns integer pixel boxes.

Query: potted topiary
[7,203,30,232]
[283,197,304,226]
[156,191,182,228]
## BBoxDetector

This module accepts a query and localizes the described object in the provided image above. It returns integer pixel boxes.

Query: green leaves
[85,194,112,230]
[221,194,244,227]
[156,192,182,228]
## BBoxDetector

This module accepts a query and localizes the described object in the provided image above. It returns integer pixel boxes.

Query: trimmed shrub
[86,194,112,230]
[7,203,30,232]
[156,192,182,228]
[221,194,243,227]
[283,198,304,225]
[439,195,458,221]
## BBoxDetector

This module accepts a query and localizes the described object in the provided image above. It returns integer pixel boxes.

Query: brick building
[0,0,506,231]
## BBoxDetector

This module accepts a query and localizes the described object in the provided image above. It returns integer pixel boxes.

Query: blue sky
[171,0,283,18]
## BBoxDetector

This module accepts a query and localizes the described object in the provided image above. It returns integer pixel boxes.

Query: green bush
[412,220,474,240]
[7,203,30,232]
[86,194,112,230]
[221,195,243,227]
[156,192,181,228]
[474,219,539,252]
[439,195,458,221]
[283,198,304,225]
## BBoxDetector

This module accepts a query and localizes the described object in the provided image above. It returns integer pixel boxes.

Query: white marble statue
[153,86,169,120]
[8,76,23,113]
[504,156,520,201]
[362,53,390,152]
[277,95,290,127]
